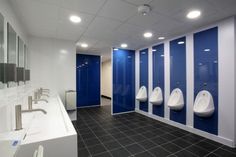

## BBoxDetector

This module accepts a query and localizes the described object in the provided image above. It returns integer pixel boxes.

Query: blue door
[76,54,101,107]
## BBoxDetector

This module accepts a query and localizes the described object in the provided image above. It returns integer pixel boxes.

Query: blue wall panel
[170,37,186,124]
[139,49,149,112]
[76,54,101,107]
[113,49,135,114]
[194,27,218,135]
[152,44,165,117]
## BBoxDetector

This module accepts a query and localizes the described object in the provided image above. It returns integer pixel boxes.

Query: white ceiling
[9,0,236,61]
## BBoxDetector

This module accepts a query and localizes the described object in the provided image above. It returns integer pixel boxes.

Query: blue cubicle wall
[170,37,186,124]
[152,44,165,117]
[113,49,135,114]
[194,27,218,135]
[76,54,101,108]
[139,49,149,112]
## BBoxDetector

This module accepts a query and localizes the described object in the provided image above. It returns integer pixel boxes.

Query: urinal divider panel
[193,27,218,135]
[169,37,187,125]
[152,44,165,117]
[139,48,149,112]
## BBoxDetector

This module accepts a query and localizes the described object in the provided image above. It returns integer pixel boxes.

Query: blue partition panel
[139,48,149,112]
[113,49,135,114]
[170,37,186,124]
[152,44,165,117]
[194,27,218,135]
[76,54,101,107]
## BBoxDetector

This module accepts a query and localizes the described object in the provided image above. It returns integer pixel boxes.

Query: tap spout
[22,108,47,114]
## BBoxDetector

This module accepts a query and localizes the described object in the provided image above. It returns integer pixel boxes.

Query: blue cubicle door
[152,44,165,117]
[139,48,149,112]
[76,54,101,107]
[170,37,186,125]
[194,27,218,135]
[112,49,135,114]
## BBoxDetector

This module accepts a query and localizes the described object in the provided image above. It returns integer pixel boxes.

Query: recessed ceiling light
[81,43,88,48]
[143,32,153,38]
[158,37,165,40]
[152,49,156,52]
[187,10,201,19]
[70,15,81,23]
[113,48,119,51]
[121,43,128,48]
[178,41,185,45]
[204,48,211,52]
[60,49,68,54]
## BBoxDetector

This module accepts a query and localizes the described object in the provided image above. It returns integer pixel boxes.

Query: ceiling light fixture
[81,43,88,48]
[113,48,119,51]
[178,41,185,45]
[70,15,81,23]
[187,10,201,19]
[143,32,153,38]
[158,37,165,40]
[121,43,128,48]
[152,49,156,52]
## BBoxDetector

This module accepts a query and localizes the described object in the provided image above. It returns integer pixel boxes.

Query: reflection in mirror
[24,45,30,83]
[0,13,4,89]
[17,37,24,85]
[7,23,17,87]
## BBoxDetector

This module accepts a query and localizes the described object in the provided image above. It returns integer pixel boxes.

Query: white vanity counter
[0,92,77,157]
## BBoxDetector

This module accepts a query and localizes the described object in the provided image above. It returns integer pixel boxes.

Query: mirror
[17,37,24,85]
[7,23,17,87]
[24,45,30,82]
[0,13,4,89]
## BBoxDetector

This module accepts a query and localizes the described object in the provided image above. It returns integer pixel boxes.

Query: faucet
[32,91,48,104]
[15,104,47,131]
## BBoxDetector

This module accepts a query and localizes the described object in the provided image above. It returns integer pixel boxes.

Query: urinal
[149,87,163,105]
[136,86,147,102]
[167,88,184,110]
[193,90,214,117]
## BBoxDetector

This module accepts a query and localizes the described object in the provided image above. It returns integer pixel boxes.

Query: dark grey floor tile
[150,136,169,145]
[130,134,146,142]
[88,144,107,156]
[78,148,90,157]
[186,145,209,157]
[205,153,220,157]
[126,143,145,154]
[161,133,178,141]
[195,141,219,152]
[98,135,115,143]
[103,141,122,151]
[117,137,135,146]
[93,151,112,157]
[172,138,191,148]
[161,142,182,153]
[110,147,131,157]
[221,145,236,154]
[138,140,156,149]
[213,148,236,157]
[134,151,154,157]
[84,137,101,147]
[148,146,171,157]
[174,150,197,157]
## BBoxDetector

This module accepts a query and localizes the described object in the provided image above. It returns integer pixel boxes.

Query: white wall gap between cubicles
[134,16,236,147]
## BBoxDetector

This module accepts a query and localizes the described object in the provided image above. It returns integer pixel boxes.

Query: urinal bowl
[167,88,184,111]
[136,86,148,102]
[193,90,214,118]
[149,87,163,105]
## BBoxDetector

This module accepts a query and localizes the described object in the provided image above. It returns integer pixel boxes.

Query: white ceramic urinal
[149,87,163,105]
[136,86,147,102]
[193,90,214,117]
[167,88,184,110]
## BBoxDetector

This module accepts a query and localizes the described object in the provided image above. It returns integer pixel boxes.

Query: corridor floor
[73,105,236,157]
